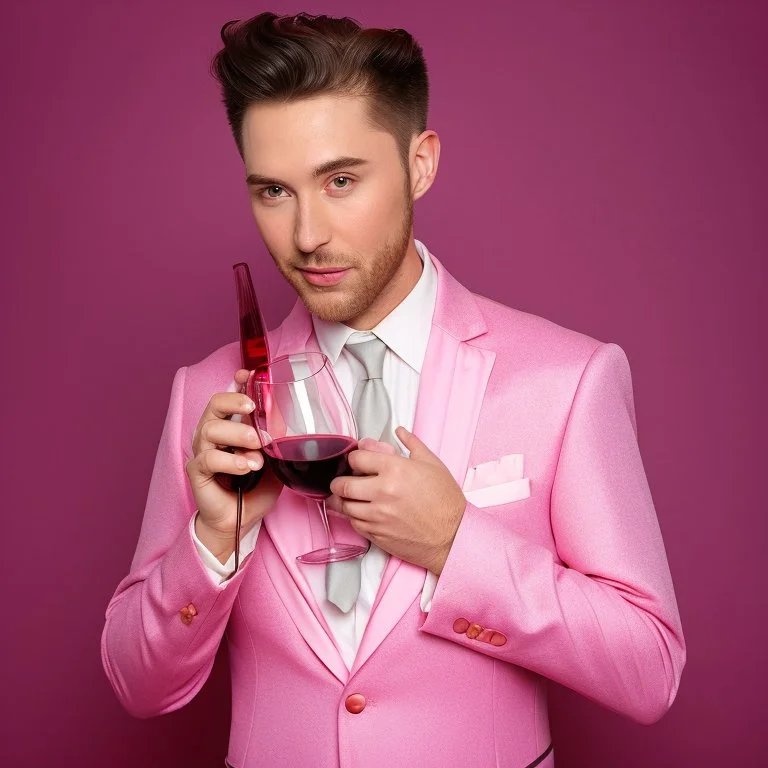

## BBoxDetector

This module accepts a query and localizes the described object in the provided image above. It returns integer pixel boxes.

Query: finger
[240,449,265,465]
[206,391,256,422]
[193,392,256,454]
[199,418,262,454]
[187,448,261,482]
[395,427,442,466]
[357,437,398,455]
[330,474,378,501]
[348,514,375,540]
[234,368,250,387]
[347,448,399,475]
[338,499,376,523]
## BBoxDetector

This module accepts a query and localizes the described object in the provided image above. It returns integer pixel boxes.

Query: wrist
[194,513,235,564]
[429,496,465,575]
[428,546,450,576]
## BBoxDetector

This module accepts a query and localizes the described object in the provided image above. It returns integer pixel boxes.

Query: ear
[409,130,441,201]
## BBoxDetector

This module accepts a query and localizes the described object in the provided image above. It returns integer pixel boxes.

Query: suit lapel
[260,490,349,683]
[350,254,495,677]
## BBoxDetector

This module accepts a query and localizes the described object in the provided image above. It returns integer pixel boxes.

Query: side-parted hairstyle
[210,12,429,167]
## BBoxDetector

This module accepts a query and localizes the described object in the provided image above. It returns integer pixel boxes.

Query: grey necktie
[326,337,397,613]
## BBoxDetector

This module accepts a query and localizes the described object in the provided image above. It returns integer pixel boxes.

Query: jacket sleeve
[101,366,253,718]
[419,343,686,724]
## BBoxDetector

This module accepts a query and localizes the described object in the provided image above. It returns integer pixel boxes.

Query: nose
[294,196,331,256]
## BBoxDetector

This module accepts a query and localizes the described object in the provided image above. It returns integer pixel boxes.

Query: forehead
[241,94,398,176]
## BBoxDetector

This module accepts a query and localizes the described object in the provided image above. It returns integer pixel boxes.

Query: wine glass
[250,351,367,564]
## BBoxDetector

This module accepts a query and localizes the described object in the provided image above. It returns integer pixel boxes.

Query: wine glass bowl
[252,352,366,564]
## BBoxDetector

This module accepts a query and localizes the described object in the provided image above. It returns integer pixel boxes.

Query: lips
[298,267,350,286]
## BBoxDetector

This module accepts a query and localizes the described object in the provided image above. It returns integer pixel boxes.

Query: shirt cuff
[420,571,438,612]
[189,515,262,586]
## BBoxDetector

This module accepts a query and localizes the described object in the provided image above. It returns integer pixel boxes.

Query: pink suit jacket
[102,252,685,768]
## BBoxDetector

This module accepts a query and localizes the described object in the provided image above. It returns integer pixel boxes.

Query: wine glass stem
[224,485,243,582]
[316,499,336,555]
[234,485,243,570]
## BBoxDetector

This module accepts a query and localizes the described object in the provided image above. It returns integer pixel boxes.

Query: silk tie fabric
[326,337,397,612]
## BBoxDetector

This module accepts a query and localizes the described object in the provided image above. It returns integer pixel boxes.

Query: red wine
[262,434,357,499]
[240,322,268,372]
[215,464,264,493]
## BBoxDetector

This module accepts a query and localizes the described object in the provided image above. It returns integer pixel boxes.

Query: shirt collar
[312,240,437,374]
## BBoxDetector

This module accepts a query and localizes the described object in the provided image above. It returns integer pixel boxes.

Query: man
[102,12,685,768]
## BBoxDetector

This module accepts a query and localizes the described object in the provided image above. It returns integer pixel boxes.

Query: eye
[331,176,351,189]
[264,185,285,198]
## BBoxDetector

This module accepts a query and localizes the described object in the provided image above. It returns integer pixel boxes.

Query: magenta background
[2,0,765,765]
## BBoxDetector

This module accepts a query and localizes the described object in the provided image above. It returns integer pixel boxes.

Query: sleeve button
[466,623,483,639]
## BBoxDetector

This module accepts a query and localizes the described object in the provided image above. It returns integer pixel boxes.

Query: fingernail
[243,399,255,412]
[247,459,262,471]
[235,457,247,469]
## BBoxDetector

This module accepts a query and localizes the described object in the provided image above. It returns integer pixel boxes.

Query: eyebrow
[245,156,369,187]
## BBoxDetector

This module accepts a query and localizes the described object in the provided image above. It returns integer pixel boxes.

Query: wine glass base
[297,544,368,564]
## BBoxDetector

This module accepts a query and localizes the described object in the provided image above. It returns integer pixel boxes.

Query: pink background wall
[2,1,765,764]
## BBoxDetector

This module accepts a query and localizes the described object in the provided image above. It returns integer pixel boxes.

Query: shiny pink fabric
[101,252,685,767]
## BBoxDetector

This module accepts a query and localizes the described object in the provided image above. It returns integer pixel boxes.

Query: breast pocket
[462,453,531,508]
[463,477,531,508]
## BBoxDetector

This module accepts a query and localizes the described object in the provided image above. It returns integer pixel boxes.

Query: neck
[346,240,423,330]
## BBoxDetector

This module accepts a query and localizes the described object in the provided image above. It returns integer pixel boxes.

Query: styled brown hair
[210,12,429,167]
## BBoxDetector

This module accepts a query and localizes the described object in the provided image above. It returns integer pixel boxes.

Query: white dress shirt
[192,240,438,669]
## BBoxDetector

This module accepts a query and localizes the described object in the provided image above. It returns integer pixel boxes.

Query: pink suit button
[345,694,366,714]
[179,603,198,625]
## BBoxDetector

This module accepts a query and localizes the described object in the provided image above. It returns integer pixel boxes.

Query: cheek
[339,185,405,244]
[251,206,292,254]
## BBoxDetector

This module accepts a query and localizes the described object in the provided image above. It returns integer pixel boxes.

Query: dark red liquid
[215,463,264,493]
[262,434,357,499]
[240,324,268,372]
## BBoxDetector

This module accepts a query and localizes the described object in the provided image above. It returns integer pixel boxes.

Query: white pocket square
[463,454,531,508]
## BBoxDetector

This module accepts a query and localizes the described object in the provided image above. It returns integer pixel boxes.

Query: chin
[305,299,358,324]
[300,290,369,324]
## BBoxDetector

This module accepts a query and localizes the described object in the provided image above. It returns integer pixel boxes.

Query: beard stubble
[273,197,414,325]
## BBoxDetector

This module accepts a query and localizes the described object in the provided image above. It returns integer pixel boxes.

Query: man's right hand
[186,369,283,563]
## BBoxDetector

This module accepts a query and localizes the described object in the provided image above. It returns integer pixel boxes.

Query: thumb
[395,427,442,465]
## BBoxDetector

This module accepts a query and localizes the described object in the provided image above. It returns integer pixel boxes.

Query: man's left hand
[330,427,466,575]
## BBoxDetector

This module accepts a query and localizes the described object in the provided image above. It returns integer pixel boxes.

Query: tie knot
[345,336,387,379]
